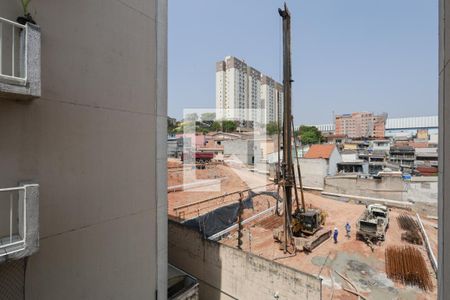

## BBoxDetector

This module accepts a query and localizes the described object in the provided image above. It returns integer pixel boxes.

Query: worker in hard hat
[333,227,338,243]
[345,222,351,239]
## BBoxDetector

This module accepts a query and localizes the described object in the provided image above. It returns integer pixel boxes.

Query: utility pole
[279,3,293,253]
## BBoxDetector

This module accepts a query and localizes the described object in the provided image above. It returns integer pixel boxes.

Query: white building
[216,56,283,125]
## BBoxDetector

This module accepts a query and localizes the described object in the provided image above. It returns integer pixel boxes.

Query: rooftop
[304,144,336,159]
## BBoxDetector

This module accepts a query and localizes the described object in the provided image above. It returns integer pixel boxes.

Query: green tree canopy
[299,125,323,145]
[200,112,216,121]
[211,121,221,132]
[266,122,279,135]
[222,120,237,133]
[184,113,198,122]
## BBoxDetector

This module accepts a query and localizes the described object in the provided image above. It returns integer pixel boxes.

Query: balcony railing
[0,186,26,257]
[0,16,40,99]
[0,184,39,260]
[0,17,27,85]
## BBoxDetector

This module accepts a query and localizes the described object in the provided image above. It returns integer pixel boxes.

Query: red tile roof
[304,144,336,159]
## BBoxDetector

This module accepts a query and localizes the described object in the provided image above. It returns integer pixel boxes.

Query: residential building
[335,112,387,138]
[0,2,167,299]
[389,146,415,172]
[370,140,391,153]
[299,144,342,188]
[168,136,184,158]
[314,115,439,141]
[215,56,283,125]
[260,75,284,124]
[415,147,438,168]
[176,133,206,149]
[338,150,369,174]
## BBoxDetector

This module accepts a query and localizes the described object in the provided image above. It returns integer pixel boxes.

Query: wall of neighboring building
[298,159,328,188]
[326,147,342,176]
[223,139,254,165]
[168,221,322,300]
[0,1,167,299]
[439,0,450,296]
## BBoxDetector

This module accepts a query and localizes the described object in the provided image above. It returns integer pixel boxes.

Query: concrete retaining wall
[324,175,407,201]
[168,221,322,300]
[324,176,438,204]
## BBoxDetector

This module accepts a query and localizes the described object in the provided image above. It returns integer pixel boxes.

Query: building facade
[0,1,167,299]
[216,56,283,125]
[385,115,438,138]
[335,112,387,138]
[314,115,438,141]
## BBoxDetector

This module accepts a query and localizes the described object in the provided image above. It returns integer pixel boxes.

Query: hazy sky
[168,0,438,125]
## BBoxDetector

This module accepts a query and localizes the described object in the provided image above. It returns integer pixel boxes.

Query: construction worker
[345,222,351,238]
[333,227,338,244]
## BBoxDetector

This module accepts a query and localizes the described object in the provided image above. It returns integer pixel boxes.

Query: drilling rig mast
[279,3,294,253]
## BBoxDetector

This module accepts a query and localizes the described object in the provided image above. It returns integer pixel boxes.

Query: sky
[168,0,438,125]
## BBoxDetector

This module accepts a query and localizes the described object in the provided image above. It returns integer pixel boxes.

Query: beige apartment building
[0,1,167,299]
[335,112,387,138]
[216,56,283,125]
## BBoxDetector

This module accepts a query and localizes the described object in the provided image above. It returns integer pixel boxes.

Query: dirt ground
[220,191,438,300]
[168,160,438,299]
[168,160,273,220]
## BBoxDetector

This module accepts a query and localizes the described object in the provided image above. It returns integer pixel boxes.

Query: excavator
[274,4,331,253]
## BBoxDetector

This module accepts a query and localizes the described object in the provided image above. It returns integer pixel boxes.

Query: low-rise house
[167,136,184,158]
[298,144,342,188]
[370,139,391,153]
[415,147,438,167]
[176,133,207,149]
[338,150,369,174]
[304,144,342,175]
[389,146,415,172]
[206,132,243,147]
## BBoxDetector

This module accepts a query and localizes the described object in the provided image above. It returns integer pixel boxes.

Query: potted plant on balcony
[17,0,36,25]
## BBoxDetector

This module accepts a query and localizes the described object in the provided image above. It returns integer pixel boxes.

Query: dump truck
[356,204,389,242]
[181,152,214,163]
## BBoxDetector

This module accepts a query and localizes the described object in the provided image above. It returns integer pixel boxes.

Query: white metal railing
[0,186,27,257]
[0,17,27,85]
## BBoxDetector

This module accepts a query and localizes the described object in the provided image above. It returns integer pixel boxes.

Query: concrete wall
[406,179,438,203]
[0,1,167,299]
[168,221,322,300]
[439,0,450,297]
[223,139,254,165]
[298,159,328,188]
[324,176,407,201]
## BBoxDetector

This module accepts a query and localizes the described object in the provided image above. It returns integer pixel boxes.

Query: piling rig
[274,4,330,253]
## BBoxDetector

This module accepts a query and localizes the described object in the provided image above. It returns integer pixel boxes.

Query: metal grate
[0,259,25,300]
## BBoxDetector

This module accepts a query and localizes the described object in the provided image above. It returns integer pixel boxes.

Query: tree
[299,125,323,145]
[266,122,279,135]
[200,112,216,122]
[184,113,198,122]
[211,121,221,132]
[167,117,181,134]
[222,120,237,133]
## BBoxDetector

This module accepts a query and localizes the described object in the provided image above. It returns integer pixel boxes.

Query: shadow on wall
[168,220,322,300]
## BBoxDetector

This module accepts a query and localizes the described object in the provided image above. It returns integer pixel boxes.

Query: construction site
[167,4,439,300]
[168,156,438,299]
